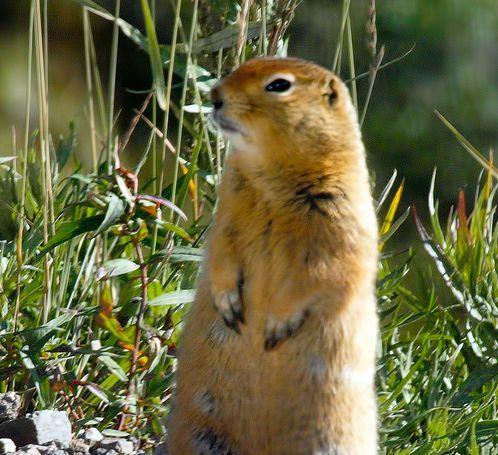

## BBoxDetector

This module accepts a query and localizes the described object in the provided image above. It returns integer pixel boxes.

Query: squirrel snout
[211,85,224,111]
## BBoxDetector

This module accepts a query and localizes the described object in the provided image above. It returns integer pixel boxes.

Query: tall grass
[0,1,495,452]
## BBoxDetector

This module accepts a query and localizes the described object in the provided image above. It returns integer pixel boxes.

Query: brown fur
[168,57,379,455]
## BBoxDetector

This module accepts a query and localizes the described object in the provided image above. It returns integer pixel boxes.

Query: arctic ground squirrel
[168,57,379,455]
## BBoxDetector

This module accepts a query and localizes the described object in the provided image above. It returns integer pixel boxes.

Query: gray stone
[42,441,65,449]
[46,450,66,455]
[93,439,134,455]
[18,445,47,453]
[128,438,139,451]
[0,438,16,453]
[15,446,41,455]
[90,449,117,455]
[82,429,103,444]
[0,394,21,423]
[0,411,71,448]
[71,439,91,455]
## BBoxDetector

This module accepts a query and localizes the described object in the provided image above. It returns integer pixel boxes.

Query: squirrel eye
[265,78,292,93]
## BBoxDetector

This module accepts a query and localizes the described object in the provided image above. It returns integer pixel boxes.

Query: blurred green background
[1,0,496,214]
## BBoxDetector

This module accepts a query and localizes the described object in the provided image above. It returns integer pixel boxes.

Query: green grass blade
[140,0,167,110]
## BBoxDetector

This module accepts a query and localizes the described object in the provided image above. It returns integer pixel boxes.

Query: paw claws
[264,336,279,351]
[222,315,241,334]
[264,310,309,351]
[215,290,244,333]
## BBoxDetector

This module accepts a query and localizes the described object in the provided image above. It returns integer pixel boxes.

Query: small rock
[16,446,41,455]
[92,439,134,455]
[0,438,16,453]
[128,438,139,451]
[46,450,66,455]
[90,449,117,455]
[71,439,90,455]
[0,394,21,423]
[82,429,103,445]
[0,410,71,448]
[43,441,65,450]
[18,445,48,454]
[39,444,66,455]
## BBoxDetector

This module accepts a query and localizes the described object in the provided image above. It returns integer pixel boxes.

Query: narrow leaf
[97,355,128,382]
[435,110,498,178]
[69,0,114,20]
[149,289,196,306]
[0,156,16,164]
[38,215,104,256]
[96,258,140,280]
[56,121,76,169]
[190,21,270,53]
[140,0,167,110]
[95,193,125,236]
[136,194,187,221]
[380,179,404,237]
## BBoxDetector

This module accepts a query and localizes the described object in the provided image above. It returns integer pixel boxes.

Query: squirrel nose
[211,85,224,110]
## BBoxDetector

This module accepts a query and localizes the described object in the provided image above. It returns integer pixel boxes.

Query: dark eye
[265,78,292,93]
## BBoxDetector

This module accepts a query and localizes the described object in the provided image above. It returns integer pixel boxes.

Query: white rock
[97,439,134,455]
[83,428,104,444]
[17,447,41,455]
[0,394,21,422]
[0,438,16,453]
[0,410,71,448]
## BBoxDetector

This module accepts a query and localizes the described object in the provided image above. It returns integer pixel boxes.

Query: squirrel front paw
[264,309,310,351]
[214,290,245,334]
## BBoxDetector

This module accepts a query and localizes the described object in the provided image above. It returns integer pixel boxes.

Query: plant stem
[83,9,98,172]
[119,238,148,430]
[14,1,35,332]
[153,0,182,252]
[107,0,121,175]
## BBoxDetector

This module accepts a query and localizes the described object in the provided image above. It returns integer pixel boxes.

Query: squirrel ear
[328,79,338,106]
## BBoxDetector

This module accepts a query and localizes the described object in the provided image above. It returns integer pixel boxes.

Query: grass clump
[0,1,496,452]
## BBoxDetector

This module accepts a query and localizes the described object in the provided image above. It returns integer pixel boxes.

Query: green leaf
[0,156,16,165]
[435,110,498,179]
[69,0,114,20]
[56,122,76,169]
[95,193,125,236]
[97,355,128,382]
[96,259,140,281]
[38,215,104,256]
[84,383,110,404]
[19,349,52,408]
[451,363,498,406]
[190,21,270,54]
[117,18,148,51]
[156,219,193,242]
[149,289,196,306]
[140,0,167,110]
[171,246,204,263]
[376,169,397,211]
[20,313,75,352]
[101,429,131,438]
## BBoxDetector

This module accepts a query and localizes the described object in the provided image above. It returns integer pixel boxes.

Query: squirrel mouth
[212,112,243,135]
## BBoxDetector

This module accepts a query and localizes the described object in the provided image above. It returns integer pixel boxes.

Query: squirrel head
[211,57,361,163]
